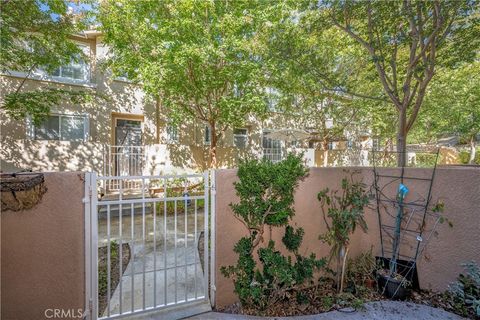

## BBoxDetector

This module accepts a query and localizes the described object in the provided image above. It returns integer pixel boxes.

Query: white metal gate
[85,171,215,320]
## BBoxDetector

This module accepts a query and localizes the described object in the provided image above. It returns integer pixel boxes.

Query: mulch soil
[98,243,131,316]
[216,279,473,318]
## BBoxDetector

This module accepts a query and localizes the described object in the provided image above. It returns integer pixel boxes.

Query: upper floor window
[204,125,211,145]
[29,113,89,141]
[167,124,179,143]
[233,128,248,148]
[50,43,90,82]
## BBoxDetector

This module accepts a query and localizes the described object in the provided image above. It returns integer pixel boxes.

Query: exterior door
[114,119,143,176]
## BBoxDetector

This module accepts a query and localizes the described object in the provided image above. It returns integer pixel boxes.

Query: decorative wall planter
[0,173,47,211]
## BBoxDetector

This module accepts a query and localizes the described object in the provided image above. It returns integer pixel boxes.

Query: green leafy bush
[459,150,480,165]
[221,154,326,310]
[318,172,369,292]
[448,262,480,318]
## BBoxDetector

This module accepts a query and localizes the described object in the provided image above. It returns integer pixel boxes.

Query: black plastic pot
[377,273,410,300]
[375,257,419,289]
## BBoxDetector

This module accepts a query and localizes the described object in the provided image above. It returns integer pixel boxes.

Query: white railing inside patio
[103,145,146,192]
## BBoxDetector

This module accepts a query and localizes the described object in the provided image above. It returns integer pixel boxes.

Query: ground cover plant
[98,241,131,316]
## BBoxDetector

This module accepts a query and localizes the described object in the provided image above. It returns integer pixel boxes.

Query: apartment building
[0,31,370,176]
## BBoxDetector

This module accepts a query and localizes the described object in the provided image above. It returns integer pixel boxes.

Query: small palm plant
[318,172,369,293]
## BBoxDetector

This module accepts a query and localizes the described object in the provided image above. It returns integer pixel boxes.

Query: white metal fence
[103,145,146,191]
[85,171,215,320]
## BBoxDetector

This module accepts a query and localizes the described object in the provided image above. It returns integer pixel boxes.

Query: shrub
[459,150,480,165]
[317,171,369,293]
[448,262,480,318]
[221,154,326,310]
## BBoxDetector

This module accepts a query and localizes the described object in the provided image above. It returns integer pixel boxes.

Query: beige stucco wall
[1,172,86,320]
[214,166,480,307]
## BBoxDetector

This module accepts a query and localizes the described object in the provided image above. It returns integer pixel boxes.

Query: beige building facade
[1,32,369,175]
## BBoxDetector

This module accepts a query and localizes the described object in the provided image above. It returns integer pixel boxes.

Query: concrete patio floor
[186,301,465,320]
[98,207,207,317]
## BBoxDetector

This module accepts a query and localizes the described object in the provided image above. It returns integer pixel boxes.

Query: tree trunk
[155,97,161,143]
[396,110,408,167]
[209,124,217,168]
[469,136,476,165]
[322,139,329,167]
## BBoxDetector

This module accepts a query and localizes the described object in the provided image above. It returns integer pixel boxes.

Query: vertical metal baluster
[153,195,157,307]
[119,180,123,314]
[163,178,167,305]
[204,171,209,300]
[107,204,111,317]
[210,170,216,307]
[174,199,178,303]
[142,178,146,310]
[194,198,198,299]
[131,203,135,312]
[184,183,188,302]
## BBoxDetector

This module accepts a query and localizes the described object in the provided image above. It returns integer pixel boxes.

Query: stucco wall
[1,172,86,320]
[214,166,480,308]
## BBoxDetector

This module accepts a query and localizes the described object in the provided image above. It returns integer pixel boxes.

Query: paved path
[186,301,465,320]
[99,210,207,317]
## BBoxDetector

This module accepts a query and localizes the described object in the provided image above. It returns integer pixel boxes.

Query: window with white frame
[262,130,284,163]
[29,114,89,141]
[50,43,90,82]
[166,124,179,143]
[204,125,211,145]
[233,128,248,148]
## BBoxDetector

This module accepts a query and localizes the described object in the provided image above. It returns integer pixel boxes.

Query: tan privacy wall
[1,172,86,320]
[214,166,480,308]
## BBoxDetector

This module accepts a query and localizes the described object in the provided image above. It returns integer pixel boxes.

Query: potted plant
[376,183,412,299]
[317,172,369,293]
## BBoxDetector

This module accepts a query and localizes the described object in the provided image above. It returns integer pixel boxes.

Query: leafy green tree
[1,0,95,124]
[98,0,269,167]
[324,0,479,166]
[412,61,480,164]
[261,4,384,164]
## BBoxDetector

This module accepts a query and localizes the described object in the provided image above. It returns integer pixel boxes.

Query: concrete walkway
[186,301,465,320]
[99,209,207,317]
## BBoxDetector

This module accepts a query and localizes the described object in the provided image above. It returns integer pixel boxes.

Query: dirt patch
[217,282,473,319]
[98,242,131,316]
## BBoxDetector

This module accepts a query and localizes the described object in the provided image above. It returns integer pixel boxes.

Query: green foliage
[230,153,309,243]
[1,0,96,123]
[318,173,369,258]
[221,154,325,310]
[345,249,377,292]
[324,0,479,163]
[412,61,480,151]
[3,88,97,125]
[459,150,480,165]
[99,0,270,166]
[318,172,369,292]
[413,153,439,168]
[282,226,304,253]
[448,262,480,318]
